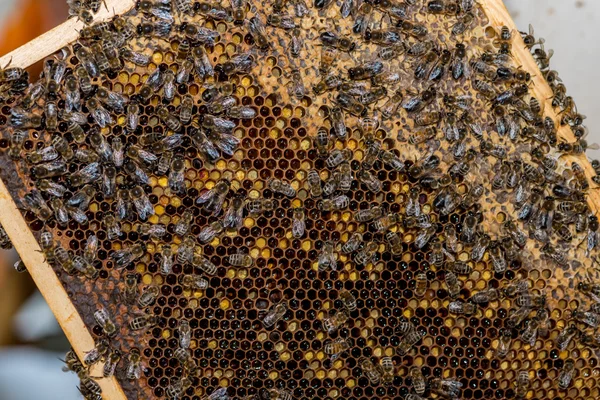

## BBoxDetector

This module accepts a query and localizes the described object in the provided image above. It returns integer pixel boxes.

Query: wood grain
[0,0,136,69]
[482,0,600,216]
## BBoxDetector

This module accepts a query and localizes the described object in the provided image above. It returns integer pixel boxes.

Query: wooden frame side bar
[482,0,600,215]
[0,178,127,399]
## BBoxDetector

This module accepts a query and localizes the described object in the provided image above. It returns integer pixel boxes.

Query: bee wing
[223,204,243,229]
[292,217,306,238]
[212,133,240,156]
[196,188,215,205]
[67,206,89,224]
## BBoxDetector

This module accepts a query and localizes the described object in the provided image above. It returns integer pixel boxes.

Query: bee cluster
[0,0,600,399]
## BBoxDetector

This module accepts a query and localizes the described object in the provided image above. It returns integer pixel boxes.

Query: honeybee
[7,129,26,160]
[341,233,362,255]
[336,92,367,117]
[269,388,293,400]
[558,360,575,390]
[77,370,102,399]
[123,272,139,305]
[198,220,225,243]
[335,162,353,193]
[385,231,403,255]
[103,349,121,378]
[403,87,436,114]
[111,243,146,269]
[430,378,463,398]
[197,180,230,215]
[84,338,110,366]
[329,106,346,140]
[129,314,159,331]
[414,272,428,297]
[181,274,209,291]
[572,308,600,328]
[94,307,118,337]
[291,207,306,239]
[38,230,55,261]
[269,179,296,197]
[137,0,174,20]
[155,151,172,176]
[323,337,350,360]
[521,317,540,346]
[246,198,275,215]
[323,310,348,335]
[361,358,382,384]
[152,245,172,276]
[247,15,270,50]
[397,325,425,356]
[173,236,194,265]
[313,74,342,95]
[445,271,461,298]
[317,241,337,271]
[496,328,512,358]
[410,366,426,395]
[451,12,474,35]
[306,169,323,198]
[61,348,82,373]
[320,194,349,212]
[138,285,159,308]
[230,0,247,25]
[267,12,296,29]
[130,186,154,220]
[355,206,384,222]
[168,155,186,194]
[157,107,182,132]
[96,87,128,112]
[126,348,142,380]
[101,213,121,240]
[9,107,42,129]
[178,320,192,349]
[165,378,191,400]
[227,252,253,268]
[355,241,378,266]
[515,371,530,399]
[22,190,53,221]
[405,393,425,400]
[36,179,66,198]
[339,290,356,312]
[449,300,477,315]
[263,301,287,328]
[167,211,192,238]
[397,20,428,38]
[320,31,355,52]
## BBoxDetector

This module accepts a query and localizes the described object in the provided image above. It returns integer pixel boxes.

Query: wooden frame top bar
[0,0,136,69]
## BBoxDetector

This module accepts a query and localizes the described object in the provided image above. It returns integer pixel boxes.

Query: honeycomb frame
[0,0,598,399]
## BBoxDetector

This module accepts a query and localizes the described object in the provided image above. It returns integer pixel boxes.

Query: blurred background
[0,0,598,398]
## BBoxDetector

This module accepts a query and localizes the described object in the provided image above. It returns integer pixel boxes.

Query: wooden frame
[0,2,135,399]
[0,0,596,399]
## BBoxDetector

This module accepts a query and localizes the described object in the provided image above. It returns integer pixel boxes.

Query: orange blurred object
[0,0,68,75]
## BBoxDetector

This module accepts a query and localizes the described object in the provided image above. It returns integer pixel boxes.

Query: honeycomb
[0,0,599,399]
